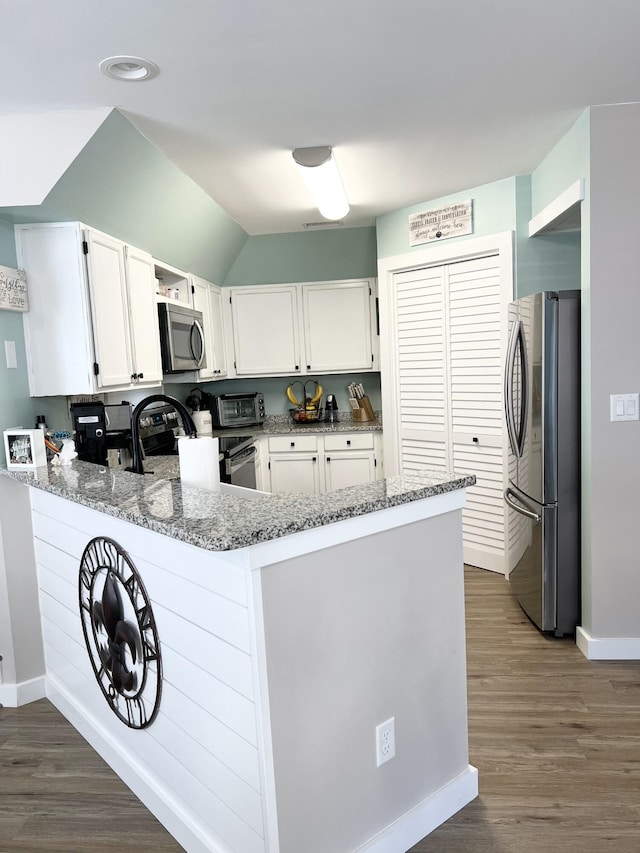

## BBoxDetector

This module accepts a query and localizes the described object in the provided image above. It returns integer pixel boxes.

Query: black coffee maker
[325,394,339,423]
[71,402,108,465]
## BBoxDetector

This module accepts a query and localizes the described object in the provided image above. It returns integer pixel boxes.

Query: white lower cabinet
[266,435,322,495]
[323,433,377,491]
[264,432,380,495]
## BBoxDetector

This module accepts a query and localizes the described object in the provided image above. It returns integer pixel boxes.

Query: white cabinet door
[17,223,95,397]
[85,230,133,389]
[231,287,301,375]
[388,248,511,574]
[125,246,163,384]
[268,453,322,494]
[324,451,376,491]
[191,276,215,380]
[209,283,228,378]
[447,256,507,573]
[394,265,449,473]
[302,280,374,373]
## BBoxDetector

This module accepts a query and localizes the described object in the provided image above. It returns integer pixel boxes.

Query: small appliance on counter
[185,388,214,435]
[324,394,338,423]
[212,392,265,428]
[71,402,108,465]
[104,402,133,468]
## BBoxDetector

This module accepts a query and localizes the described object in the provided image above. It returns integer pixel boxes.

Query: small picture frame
[4,428,47,469]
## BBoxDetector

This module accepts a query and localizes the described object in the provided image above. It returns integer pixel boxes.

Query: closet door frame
[377,231,514,478]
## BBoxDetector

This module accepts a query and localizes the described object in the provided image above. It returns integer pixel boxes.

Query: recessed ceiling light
[99,56,159,82]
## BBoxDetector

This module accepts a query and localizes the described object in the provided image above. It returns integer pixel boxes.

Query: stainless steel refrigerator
[504,290,581,636]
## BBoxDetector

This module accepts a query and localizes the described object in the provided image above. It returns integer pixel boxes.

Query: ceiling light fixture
[99,56,159,82]
[292,146,350,221]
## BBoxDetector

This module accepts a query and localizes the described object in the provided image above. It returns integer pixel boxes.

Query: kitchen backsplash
[165,373,382,417]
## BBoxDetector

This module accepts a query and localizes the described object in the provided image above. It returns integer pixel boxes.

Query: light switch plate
[4,340,17,369]
[610,393,639,422]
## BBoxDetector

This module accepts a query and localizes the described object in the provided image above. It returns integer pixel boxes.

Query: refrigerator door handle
[504,486,542,523]
[504,320,529,459]
[504,320,520,456]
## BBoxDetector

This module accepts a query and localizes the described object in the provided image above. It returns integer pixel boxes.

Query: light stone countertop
[209,412,382,440]
[0,452,475,551]
[0,408,476,552]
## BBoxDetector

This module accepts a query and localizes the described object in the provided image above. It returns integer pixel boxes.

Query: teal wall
[514,174,582,298]
[166,373,381,419]
[0,218,31,463]
[39,110,248,284]
[530,110,590,216]
[375,168,583,300]
[376,177,518,260]
[224,227,377,285]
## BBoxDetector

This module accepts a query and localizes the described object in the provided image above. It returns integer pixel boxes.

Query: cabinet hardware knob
[327,456,331,462]
[307,364,311,370]
[131,374,136,381]
[138,373,144,380]
[295,365,299,371]
[346,440,351,446]
[472,437,478,443]
[312,456,317,462]
[290,442,295,447]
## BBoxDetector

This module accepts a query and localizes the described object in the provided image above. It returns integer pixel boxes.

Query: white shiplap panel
[44,641,266,853]
[31,489,248,605]
[32,498,268,853]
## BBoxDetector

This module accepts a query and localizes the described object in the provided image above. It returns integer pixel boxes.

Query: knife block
[352,396,376,422]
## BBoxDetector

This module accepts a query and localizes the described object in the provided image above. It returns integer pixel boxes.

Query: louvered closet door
[395,266,448,473]
[447,255,506,573]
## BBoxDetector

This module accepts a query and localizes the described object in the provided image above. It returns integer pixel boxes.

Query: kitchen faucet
[127,393,198,475]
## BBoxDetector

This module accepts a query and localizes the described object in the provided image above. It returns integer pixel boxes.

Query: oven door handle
[227,445,256,474]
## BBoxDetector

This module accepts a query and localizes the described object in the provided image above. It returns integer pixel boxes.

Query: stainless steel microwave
[158,302,206,373]
[212,392,266,428]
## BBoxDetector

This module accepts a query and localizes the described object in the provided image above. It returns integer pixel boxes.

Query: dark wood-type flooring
[1,566,639,852]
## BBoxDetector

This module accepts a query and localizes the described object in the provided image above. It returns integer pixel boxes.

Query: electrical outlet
[375,717,395,766]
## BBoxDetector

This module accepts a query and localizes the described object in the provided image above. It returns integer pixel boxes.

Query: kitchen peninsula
[0,459,477,853]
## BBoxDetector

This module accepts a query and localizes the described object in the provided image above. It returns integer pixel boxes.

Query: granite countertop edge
[1,446,475,553]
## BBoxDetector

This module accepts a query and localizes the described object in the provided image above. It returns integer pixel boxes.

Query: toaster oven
[212,392,265,428]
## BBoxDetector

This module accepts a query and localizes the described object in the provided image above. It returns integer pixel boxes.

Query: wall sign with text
[408,200,473,246]
[0,265,29,312]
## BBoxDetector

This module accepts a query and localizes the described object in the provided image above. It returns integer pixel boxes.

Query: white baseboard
[46,675,226,853]
[0,675,46,707]
[576,626,640,660]
[354,765,478,853]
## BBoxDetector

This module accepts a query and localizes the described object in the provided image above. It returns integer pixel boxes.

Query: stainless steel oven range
[219,435,257,489]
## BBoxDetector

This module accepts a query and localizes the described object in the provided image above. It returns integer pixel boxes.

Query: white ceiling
[2,1,639,235]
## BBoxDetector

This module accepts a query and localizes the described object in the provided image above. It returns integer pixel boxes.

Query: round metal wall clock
[78,536,162,729]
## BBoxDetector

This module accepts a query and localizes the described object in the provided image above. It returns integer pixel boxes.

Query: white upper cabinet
[123,245,163,384]
[229,279,377,378]
[84,230,132,388]
[16,222,162,397]
[302,280,374,373]
[190,275,215,379]
[208,284,228,379]
[191,276,227,380]
[230,286,301,376]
